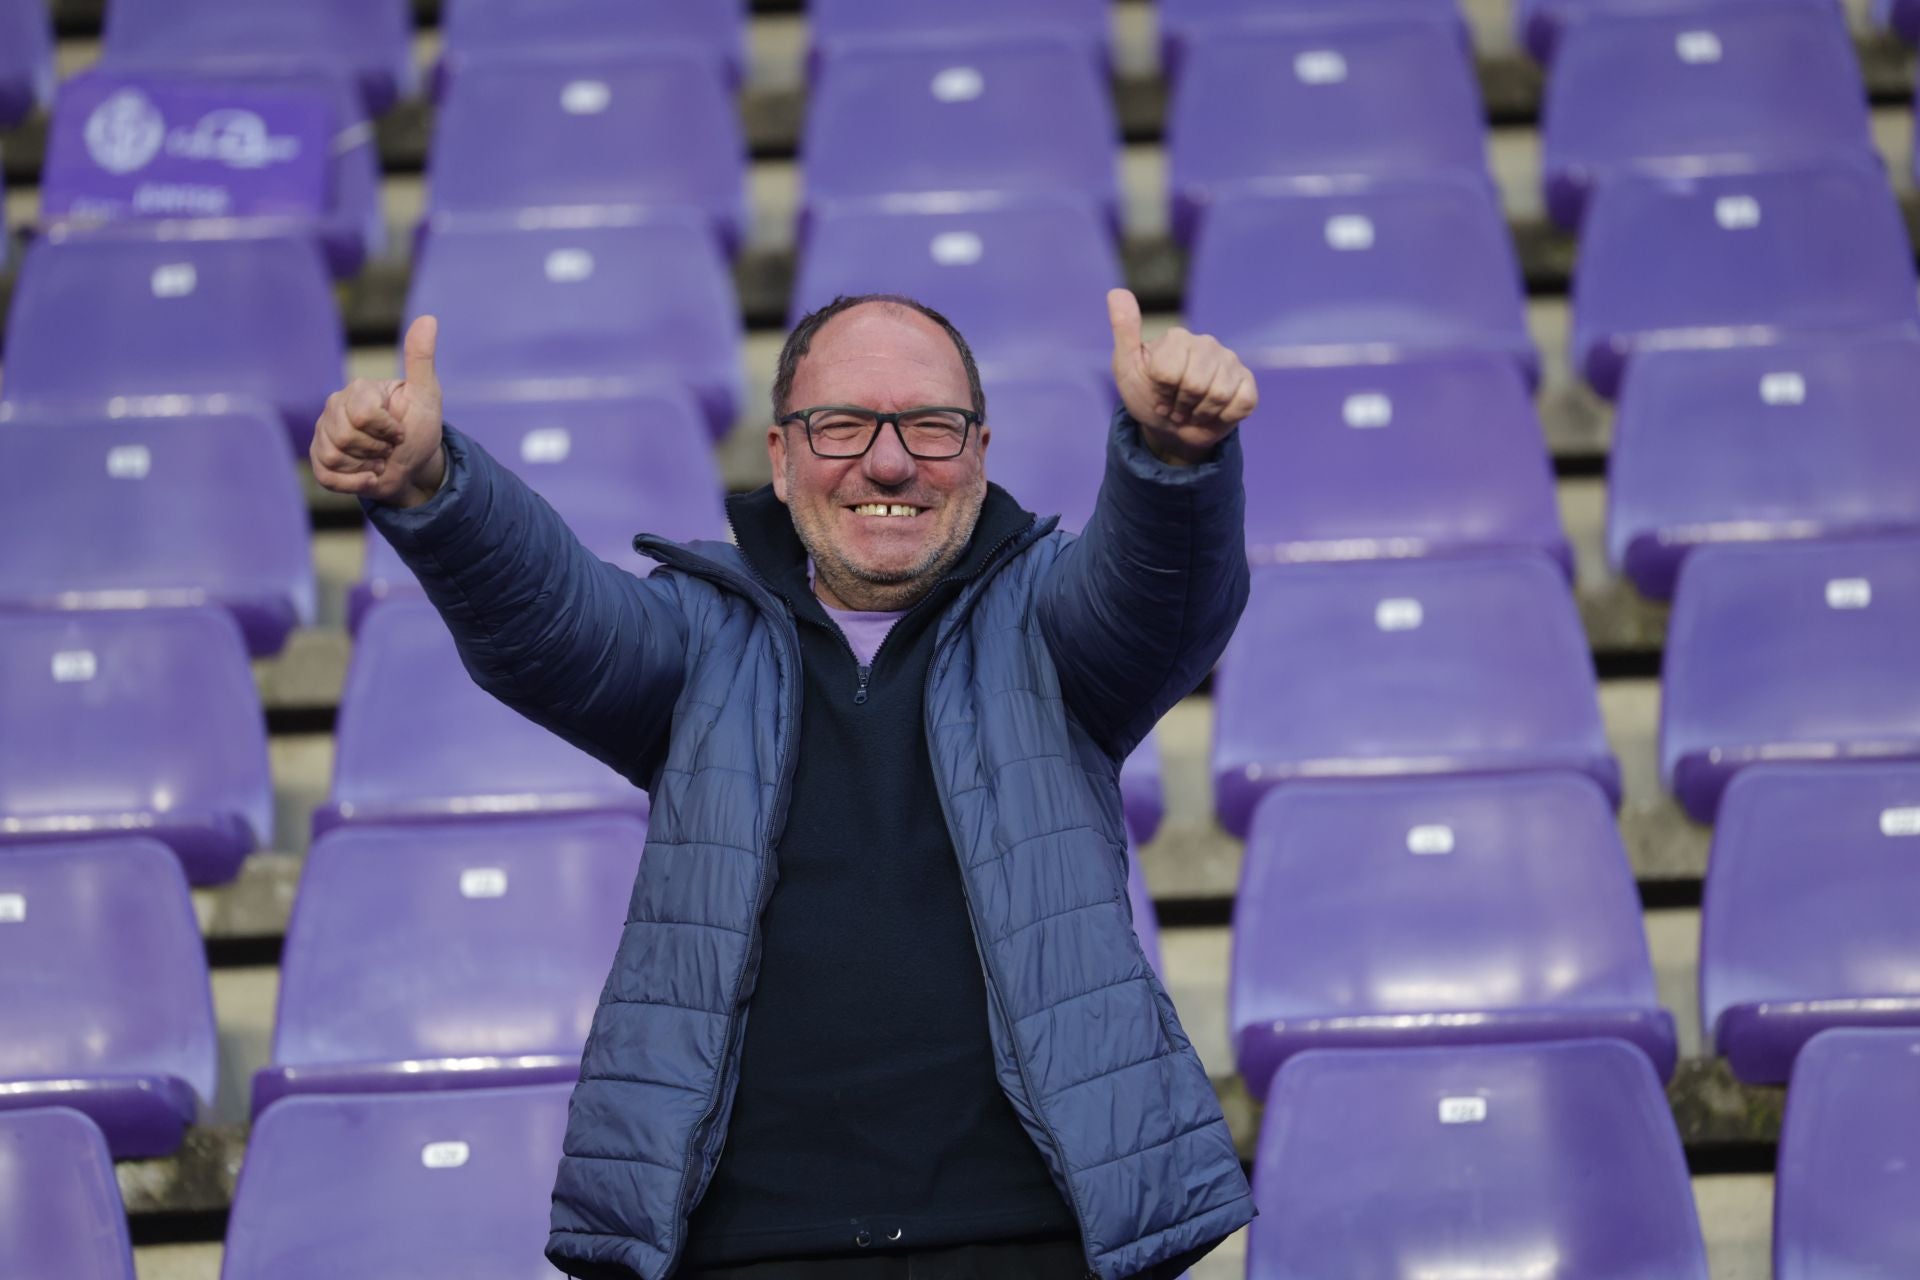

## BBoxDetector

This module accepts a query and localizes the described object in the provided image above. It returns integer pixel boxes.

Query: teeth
[852,504,920,517]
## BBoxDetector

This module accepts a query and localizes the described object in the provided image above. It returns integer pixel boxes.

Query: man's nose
[863,421,918,486]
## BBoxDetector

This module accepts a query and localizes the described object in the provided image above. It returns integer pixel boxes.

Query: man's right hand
[311,314,447,508]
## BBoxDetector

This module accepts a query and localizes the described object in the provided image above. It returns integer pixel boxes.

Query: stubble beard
[785,454,985,612]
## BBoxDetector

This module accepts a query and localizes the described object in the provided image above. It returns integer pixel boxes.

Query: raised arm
[1037,291,1257,756]
[310,317,688,786]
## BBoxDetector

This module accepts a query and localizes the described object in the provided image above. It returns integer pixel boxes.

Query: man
[311,287,1258,1280]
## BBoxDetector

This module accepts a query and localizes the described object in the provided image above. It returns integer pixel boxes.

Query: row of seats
[8,1029,1915,1276]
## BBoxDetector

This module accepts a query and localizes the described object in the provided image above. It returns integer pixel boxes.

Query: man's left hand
[1108,287,1259,467]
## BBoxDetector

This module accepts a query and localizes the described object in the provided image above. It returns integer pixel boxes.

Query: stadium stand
[0,0,52,127]
[1158,0,1468,77]
[1239,354,1569,572]
[1700,763,1920,1083]
[808,0,1114,70]
[1248,1039,1710,1277]
[1773,1028,1920,1279]
[1607,332,1920,598]
[1883,0,1920,39]
[1518,0,1843,61]
[0,1108,136,1278]
[0,838,217,1158]
[1661,536,1920,822]
[0,408,315,655]
[1541,4,1873,229]
[253,814,646,1115]
[967,369,1116,535]
[1232,772,1674,1099]
[221,1084,571,1278]
[434,0,748,94]
[0,608,272,884]
[1167,15,1487,247]
[1211,554,1619,837]
[1184,177,1539,386]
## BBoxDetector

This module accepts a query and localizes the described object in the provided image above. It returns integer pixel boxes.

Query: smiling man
[310,288,1258,1280]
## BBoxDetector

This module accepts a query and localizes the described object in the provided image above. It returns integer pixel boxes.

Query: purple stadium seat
[809,0,1111,70]
[1168,17,1486,248]
[425,52,746,256]
[1126,847,1163,980]
[50,68,385,277]
[1211,555,1618,838]
[1661,537,1920,821]
[1700,763,1920,1083]
[0,0,53,126]
[979,370,1114,535]
[1243,355,1569,574]
[1542,7,1872,230]
[0,1109,135,1279]
[1608,334,1920,599]
[1884,0,1920,41]
[800,40,1119,236]
[253,814,647,1115]
[1571,165,1920,400]
[100,0,414,115]
[1250,1040,1709,1279]
[351,390,728,630]
[1519,0,1841,62]
[0,232,345,451]
[1158,0,1464,79]
[0,839,217,1158]
[1186,180,1537,387]
[405,217,740,438]
[1233,773,1675,1101]
[316,599,651,837]
[223,1085,571,1279]
[1120,734,1165,846]
[1775,1028,1920,1279]
[791,202,1122,384]
[0,409,315,656]
[0,609,272,885]
[437,0,746,93]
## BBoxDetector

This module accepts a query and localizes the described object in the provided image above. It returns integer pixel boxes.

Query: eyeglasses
[779,405,981,460]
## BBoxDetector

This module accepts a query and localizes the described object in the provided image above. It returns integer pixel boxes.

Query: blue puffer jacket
[369,411,1255,1280]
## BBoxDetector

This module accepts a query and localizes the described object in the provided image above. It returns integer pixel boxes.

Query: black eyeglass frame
[778,404,983,460]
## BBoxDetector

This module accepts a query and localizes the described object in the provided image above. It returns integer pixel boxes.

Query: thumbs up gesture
[311,315,447,507]
[1107,289,1257,467]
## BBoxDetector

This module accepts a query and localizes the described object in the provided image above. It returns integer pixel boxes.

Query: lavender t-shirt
[809,562,906,666]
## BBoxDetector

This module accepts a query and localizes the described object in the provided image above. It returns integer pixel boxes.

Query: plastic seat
[0,1109,135,1279]
[1661,537,1920,821]
[1519,0,1841,62]
[1608,334,1920,599]
[1775,1028,1920,1279]
[222,1085,571,1279]
[1570,165,1920,399]
[800,39,1118,235]
[317,599,652,837]
[425,52,746,256]
[1234,773,1675,1101]
[1168,17,1486,247]
[1126,848,1163,980]
[437,0,746,92]
[100,0,415,115]
[1211,555,1618,838]
[0,232,345,451]
[405,218,741,438]
[1158,0,1463,79]
[1542,6,1872,230]
[977,371,1114,536]
[1884,0,1920,41]
[1120,734,1165,847]
[1249,1040,1709,1279]
[1243,355,1569,574]
[0,0,53,126]
[0,609,272,884]
[1186,180,1536,387]
[351,390,728,630]
[791,202,1121,384]
[809,0,1110,71]
[0,409,315,656]
[0,839,217,1158]
[48,67,387,277]
[1700,763,1920,1083]
[254,814,647,1115]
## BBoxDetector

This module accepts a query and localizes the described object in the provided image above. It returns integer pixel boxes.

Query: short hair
[771,293,987,422]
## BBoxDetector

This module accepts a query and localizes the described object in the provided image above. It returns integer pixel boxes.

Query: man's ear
[977,422,989,458]
[768,423,789,503]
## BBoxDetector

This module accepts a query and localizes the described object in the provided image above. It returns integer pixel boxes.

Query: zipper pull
[854,665,871,705]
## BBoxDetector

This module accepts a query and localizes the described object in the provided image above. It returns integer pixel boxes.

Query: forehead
[790,304,971,407]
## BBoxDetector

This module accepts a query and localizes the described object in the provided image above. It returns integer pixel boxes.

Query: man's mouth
[848,503,925,518]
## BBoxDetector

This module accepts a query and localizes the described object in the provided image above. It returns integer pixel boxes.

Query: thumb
[401,314,439,393]
[1107,288,1144,364]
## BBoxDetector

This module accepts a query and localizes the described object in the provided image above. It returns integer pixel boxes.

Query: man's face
[770,304,990,612]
